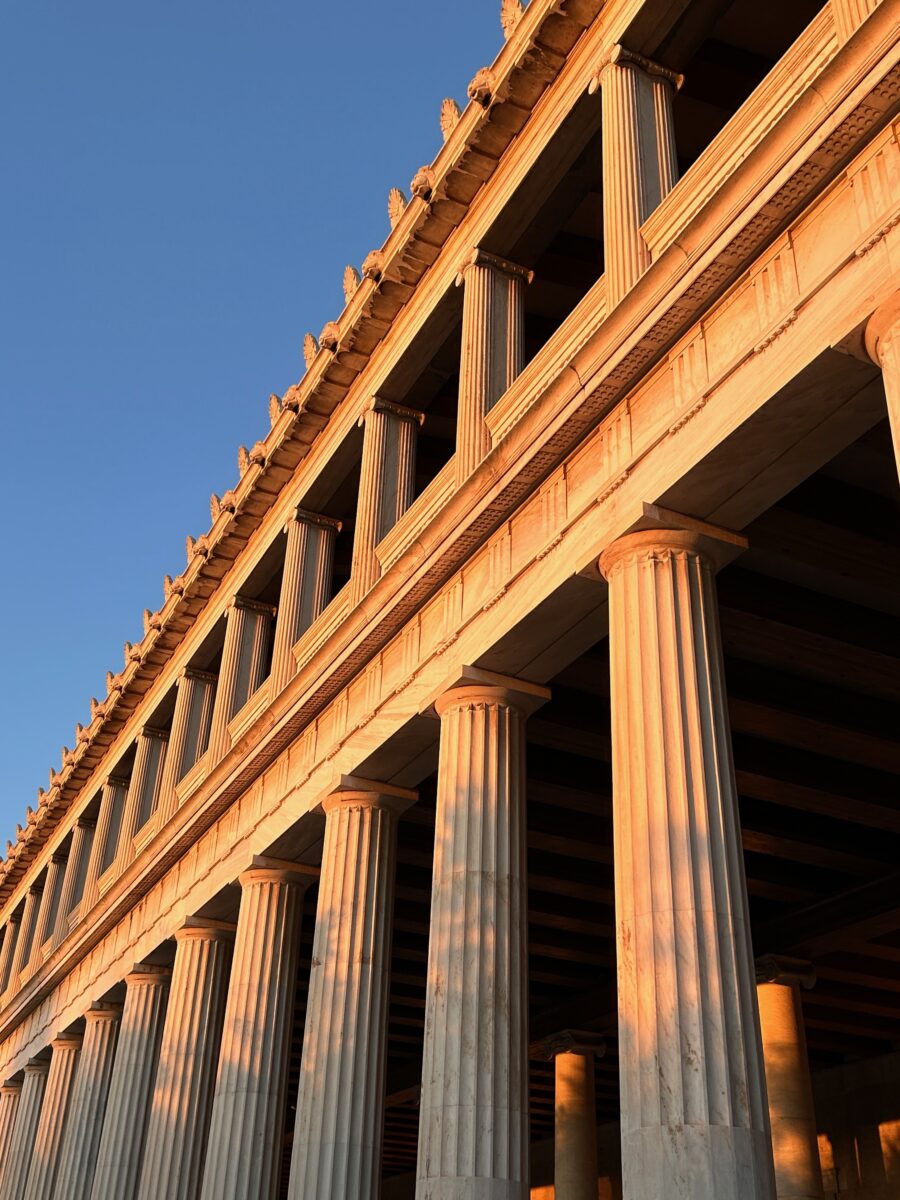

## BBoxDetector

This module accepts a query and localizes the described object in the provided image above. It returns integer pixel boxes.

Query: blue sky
[0,0,501,840]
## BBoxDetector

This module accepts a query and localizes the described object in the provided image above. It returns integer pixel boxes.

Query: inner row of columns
[0,523,839,1200]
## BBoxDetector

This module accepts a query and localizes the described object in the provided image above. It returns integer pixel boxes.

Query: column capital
[84,1000,122,1022]
[424,664,550,717]
[532,1029,607,1060]
[589,43,684,93]
[226,595,278,618]
[0,1081,22,1095]
[755,955,816,989]
[174,916,237,943]
[138,724,170,743]
[176,666,218,688]
[23,1057,50,1075]
[599,505,748,578]
[283,506,343,536]
[239,855,320,889]
[50,1030,83,1050]
[321,775,418,818]
[455,245,534,286]
[865,290,900,365]
[358,396,425,428]
[124,963,172,986]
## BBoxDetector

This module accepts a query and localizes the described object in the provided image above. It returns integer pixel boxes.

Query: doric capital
[50,1030,83,1050]
[174,916,237,942]
[599,505,748,579]
[238,855,320,890]
[227,595,278,619]
[125,963,172,986]
[139,725,170,744]
[755,955,816,989]
[426,665,551,719]
[864,290,900,366]
[321,775,418,818]
[284,506,343,536]
[176,667,218,688]
[23,1057,50,1075]
[589,43,684,94]
[532,1029,607,1060]
[84,1001,122,1023]
[455,246,534,287]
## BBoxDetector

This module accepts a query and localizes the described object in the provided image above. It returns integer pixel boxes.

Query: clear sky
[0,0,503,842]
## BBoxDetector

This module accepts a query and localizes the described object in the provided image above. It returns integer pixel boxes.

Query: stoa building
[0,0,898,1196]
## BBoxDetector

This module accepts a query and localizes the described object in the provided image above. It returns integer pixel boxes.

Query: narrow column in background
[9,882,44,984]
[594,45,681,306]
[156,667,217,822]
[137,919,235,1200]
[538,1031,605,1200]
[351,399,423,602]
[0,1058,49,1200]
[0,1082,22,1168]
[82,776,129,903]
[207,598,276,762]
[200,858,317,1200]
[866,292,900,478]
[289,779,416,1200]
[30,851,68,962]
[599,528,774,1200]
[54,817,96,942]
[0,913,22,994]
[832,0,883,40]
[756,957,824,1200]
[271,508,341,688]
[116,727,169,862]
[416,671,549,1199]
[53,1003,121,1200]
[23,1031,82,1200]
[456,247,531,482]
[89,966,171,1200]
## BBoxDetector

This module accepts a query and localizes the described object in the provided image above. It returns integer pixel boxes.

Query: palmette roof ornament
[468,68,496,107]
[410,167,436,202]
[440,97,461,141]
[89,696,104,719]
[237,445,251,475]
[387,187,408,229]
[185,535,210,564]
[281,384,303,412]
[362,250,384,282]
[320,322,341,352]
[343,265,361,303]
[500,0,525,38]
[268,393,282,426]
[303,333,319,368]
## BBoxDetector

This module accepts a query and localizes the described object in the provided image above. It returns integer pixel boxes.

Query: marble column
[116,728,169,862]
[200,858,317,1200]
[9,882,44,984]
[289,779,416,1200]
[89,966,171,1200]
[756,958,823,1200]
[595,46,680,306]
[351,399,423,602]
[22,1031,82,1200]
[156,668,217,822]
[53,1004,121,1200]
[456,248,531,483]
[599,528,774,1200]
[0,914,21,994]
[0,1083,22,1169]
[83,777,129,900]
[271,509,341,690]
[30,852,67,962]
[207,598,276,763]
[832,0,882,41]
[137,919,235,1200]
[54,818,96,942]
[865,292,900,479]
[539,1032,605,1200]
[0,1058,49,1200]
[416,671,549,1199]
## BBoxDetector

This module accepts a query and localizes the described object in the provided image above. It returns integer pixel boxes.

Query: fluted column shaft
[23,1032,82,1200]
[0,915,22,995]
[10,884,44,983]
[289,783,415,1200]
[555,1052,599,1200]
[416,677,547,1199]
[31,854,67,963]
[832,0,881,40]
[156,669,217,822]
[599,529,774,1200]
[351,400,423,602]
[0,1084,22,1168]
[116,728,169,863]
[89,966,171,1200]
[54,819,96,943]
[0,1059,49,1199]
[756,961,823,1200]
[598,46,680,306]
[200,860,316,1200]
[52,1004,121,1200]
[83,777,129,901]
[137,921,235,1200]
[866,293,900,479]
[271,509,341,689]
[207,599,275,762]
[456,249,530,483]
